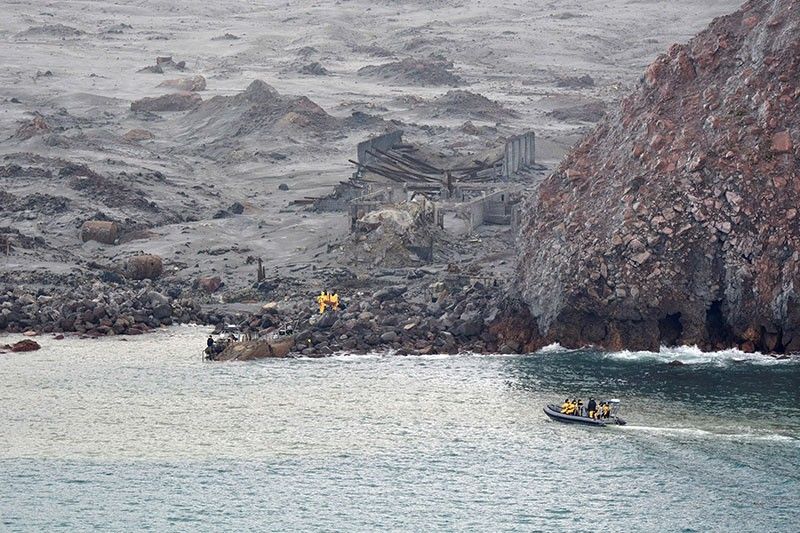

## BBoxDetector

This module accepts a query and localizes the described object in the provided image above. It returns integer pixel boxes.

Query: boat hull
[543,404,626,426]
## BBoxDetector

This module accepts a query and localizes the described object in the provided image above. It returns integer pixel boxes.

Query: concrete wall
[357,130,404,166]
[503,131,536,178]
[438,190,520,233]
[314,182,365,212]
[348,187,401,231]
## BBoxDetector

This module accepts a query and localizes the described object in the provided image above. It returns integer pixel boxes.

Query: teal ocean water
[1,327,798,531]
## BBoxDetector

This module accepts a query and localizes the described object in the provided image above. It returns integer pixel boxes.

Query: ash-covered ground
[0,0,742,349]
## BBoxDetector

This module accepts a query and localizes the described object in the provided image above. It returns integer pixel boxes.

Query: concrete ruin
[357,131,535,234]
[310,130,539,263]
[502,132,536,178]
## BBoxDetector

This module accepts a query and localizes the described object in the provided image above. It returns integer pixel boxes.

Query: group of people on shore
[316,290,341,314]
[560,398,611,419]
[205,333,234,360]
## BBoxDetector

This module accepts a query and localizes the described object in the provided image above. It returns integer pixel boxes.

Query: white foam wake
[620,424,799,444]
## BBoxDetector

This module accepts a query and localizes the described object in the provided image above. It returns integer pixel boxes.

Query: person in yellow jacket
[317,291,328,314]
[330,292,340,311]
[565,399,576,415]
[560,398,570,414]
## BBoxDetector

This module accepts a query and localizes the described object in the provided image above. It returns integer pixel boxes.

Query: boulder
[197,276,222,293]
[380,331,398,343]
[126,254,163,280]
[158,75,207,92]
[152,303,172,320]
[80,220,118,245]
[11,339,40,352]
[374,286,407,303]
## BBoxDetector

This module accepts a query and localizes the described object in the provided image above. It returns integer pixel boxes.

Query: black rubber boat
[543,403,627,426]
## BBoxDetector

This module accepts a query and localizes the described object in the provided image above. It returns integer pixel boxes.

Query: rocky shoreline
[3,268,797,360]
[0,268,521,357]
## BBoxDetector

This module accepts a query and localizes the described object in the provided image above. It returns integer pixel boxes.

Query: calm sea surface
[1,326,798,532]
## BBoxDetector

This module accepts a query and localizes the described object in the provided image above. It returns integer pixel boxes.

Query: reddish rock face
[772,131,793,153]
[516,0,800,353]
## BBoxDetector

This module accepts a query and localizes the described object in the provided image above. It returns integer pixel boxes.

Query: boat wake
[620,424,798,444]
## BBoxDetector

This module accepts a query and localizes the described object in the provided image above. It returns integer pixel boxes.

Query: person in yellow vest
[317,291,327,314]
[602,402,611,419]
[331,292,340,311]
[560,398,570,414]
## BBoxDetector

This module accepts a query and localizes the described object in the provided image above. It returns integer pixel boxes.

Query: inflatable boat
[543,400,626,426]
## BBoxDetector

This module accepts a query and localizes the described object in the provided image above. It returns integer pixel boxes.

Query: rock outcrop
[517,0,800,353]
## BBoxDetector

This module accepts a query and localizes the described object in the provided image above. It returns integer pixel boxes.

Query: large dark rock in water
[516,0,800,354]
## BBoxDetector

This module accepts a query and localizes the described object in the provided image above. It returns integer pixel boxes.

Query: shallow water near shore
[1,326,798,531]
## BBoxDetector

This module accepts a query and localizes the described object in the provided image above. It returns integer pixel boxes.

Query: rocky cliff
[516,0,800,353]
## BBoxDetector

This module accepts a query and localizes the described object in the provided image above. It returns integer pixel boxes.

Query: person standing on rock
[317,291,328,314]
[205,335,216,360]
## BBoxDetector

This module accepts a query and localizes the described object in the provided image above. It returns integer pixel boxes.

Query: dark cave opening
[658,313,683,346]
[705,300,734,346]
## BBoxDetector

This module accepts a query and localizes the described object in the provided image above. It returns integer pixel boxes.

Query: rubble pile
[358,57,463,87]
[0,192,69,215]
[182,80,339,139]
[14,114,50,140]
[62,163,158,212]
[16,24,85,39]
[517,0,800,353]
[131,92,202,112]
[347,202,437,268]
[425,90,518,121]
[137,56,187,74]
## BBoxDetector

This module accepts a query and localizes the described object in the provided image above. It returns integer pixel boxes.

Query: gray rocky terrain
[0,0,743,352]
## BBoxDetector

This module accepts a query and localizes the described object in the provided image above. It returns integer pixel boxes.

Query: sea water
[1,326,798,532]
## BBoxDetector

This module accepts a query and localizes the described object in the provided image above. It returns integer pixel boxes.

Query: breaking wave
[602,345,796,366]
